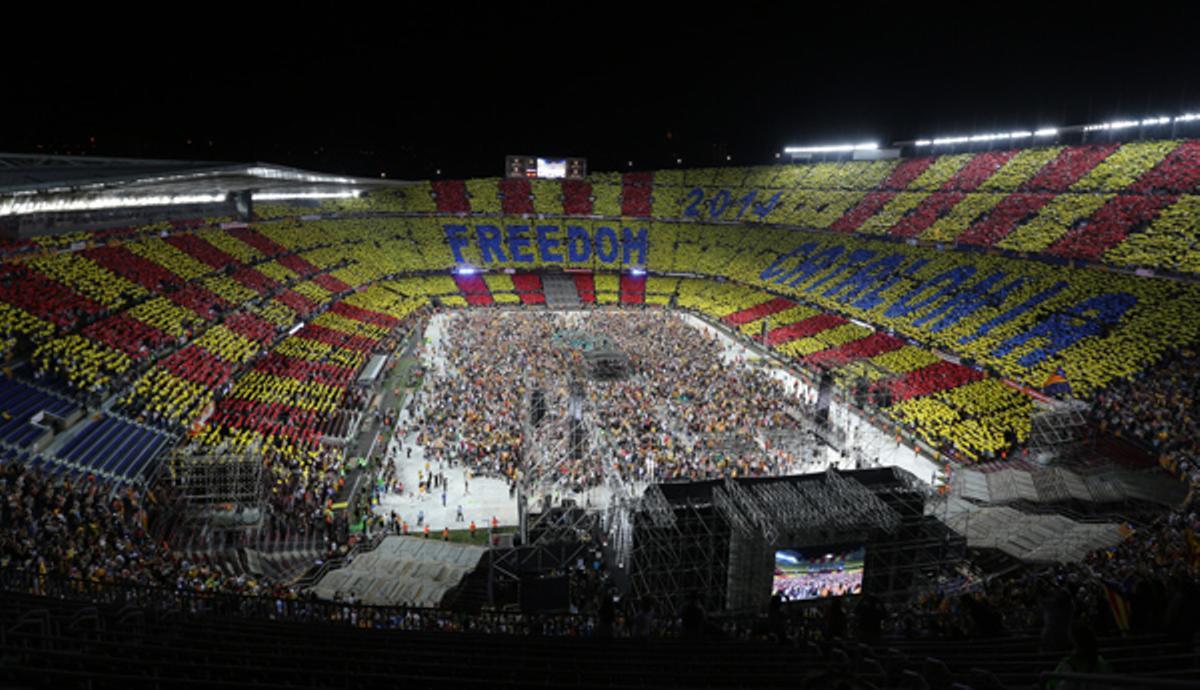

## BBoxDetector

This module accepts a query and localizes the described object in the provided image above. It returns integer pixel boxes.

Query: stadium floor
[679,313,939,483]
[370,310,942,536]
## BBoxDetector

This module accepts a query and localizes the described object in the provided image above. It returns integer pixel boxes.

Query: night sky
[3,5,1198,180]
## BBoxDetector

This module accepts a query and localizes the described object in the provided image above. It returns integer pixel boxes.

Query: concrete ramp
[952,464,1186,507]
[310,536,486,607]
[934,500,1131,564]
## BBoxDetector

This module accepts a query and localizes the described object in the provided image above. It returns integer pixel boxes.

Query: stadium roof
[0,153,406,217]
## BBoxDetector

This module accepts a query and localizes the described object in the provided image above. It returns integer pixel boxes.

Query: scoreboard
[506,156,587,180]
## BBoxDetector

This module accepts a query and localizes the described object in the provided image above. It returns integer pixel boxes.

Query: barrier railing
[1038,671,1200,689]
[294,530,387,590]
[0,568,599,636]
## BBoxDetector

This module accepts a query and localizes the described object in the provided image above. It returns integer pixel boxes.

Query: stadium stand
[1,177,1197,465]
[0,378,77,450]
[2,450,1198,687]
[50,414,174,482]
[373,140,1200,277]
[2,139,1200,689]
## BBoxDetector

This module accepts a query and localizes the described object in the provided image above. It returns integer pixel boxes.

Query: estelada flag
[1103,582,1132,633]
[1042,366,1072,396]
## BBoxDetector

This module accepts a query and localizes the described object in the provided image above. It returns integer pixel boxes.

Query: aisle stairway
[934,496,1129,563]
[951,463,1186,507]
[310,536,486,607]
[542,274,581,308]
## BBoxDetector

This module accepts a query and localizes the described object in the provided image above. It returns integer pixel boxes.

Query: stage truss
[1027,400,1091,462]
[491,367,641,606]
[169,439,265,530]
[630,484,731,618]
[482,311,967,613]
[628,468,963,615]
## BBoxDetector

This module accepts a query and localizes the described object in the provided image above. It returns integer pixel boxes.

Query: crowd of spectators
[1,188,1199,681]
[891,497,1200,651]
[0,461,296,597]
[1091,347,1200,488]
[416,311,805,490]
[7,435,1196,656]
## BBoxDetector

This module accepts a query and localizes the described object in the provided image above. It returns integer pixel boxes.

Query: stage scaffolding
[169,439,265,530]
[721,469,902,611]
[630,486,732,619]
[862,469,966,601]
[1027,400,1091,463]
[490,371,619,607]
[516,374,609,546]
[783,403,847,454]
[628,468,963,616]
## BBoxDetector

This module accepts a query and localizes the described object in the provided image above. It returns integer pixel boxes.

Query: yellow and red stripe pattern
[369,139,1200,275]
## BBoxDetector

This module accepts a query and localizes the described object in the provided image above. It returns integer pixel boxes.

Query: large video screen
[506,155,586,179]
[537,158,567,179]
[772,545,865,602]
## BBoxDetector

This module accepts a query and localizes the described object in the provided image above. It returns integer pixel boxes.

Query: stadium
[3,13,1200,690]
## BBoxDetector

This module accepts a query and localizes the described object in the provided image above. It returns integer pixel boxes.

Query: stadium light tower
[782,142,881,162]
[783,142,878,154]
[251,191,361,201]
